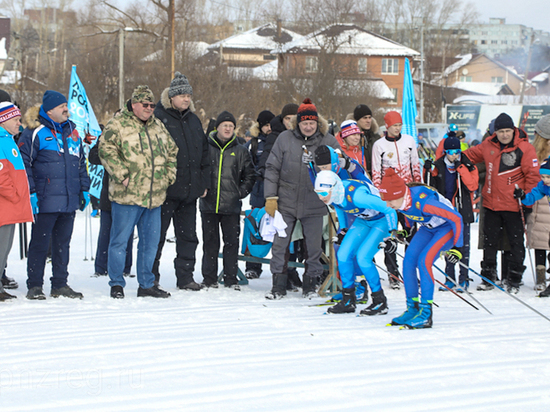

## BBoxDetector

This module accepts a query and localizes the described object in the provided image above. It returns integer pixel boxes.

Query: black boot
[477,261,496,291]
[265,273,287,300]
[286,267,302,291]
[327,287,356,314]
[507,263,526,294]
[302,275,318,299]
[359,289,389,316]
[539,284,550,297]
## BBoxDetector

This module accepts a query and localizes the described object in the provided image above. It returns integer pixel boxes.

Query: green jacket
[99,105,178,209]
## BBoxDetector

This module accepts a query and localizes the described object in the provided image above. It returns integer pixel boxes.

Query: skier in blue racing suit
[314,170,398,315]
[379,168,463,329]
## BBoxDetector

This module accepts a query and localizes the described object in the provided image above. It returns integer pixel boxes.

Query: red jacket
[463,128,538,212]
[335,132,367,171]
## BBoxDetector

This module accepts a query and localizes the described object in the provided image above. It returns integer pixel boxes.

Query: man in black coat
[153,73,211,290]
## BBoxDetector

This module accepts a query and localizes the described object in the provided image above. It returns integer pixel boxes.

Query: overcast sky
[107,0,547,32]
[474,0,547,31]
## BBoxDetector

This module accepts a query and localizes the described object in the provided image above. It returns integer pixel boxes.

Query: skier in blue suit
[314,170,398,315]
[379,168,463,329]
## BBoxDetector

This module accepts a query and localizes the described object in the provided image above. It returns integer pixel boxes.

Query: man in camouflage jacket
[99,85,178,299]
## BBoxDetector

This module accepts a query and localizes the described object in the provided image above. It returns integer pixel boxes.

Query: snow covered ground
[2,210,550,411]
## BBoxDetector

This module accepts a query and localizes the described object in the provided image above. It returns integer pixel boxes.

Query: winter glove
[79,191,91,211]
[379,238,398,254]
[302,151,314,165]
[445,249,463,264]
[84,133,97,144]
[264,196,278,217]
[513,187,526,200]
[390,229,409,243]
[453,159,462,170]
[331,228,348,245]
[423,158,433,171]
[338,156,357,173]
[30,193,39,215]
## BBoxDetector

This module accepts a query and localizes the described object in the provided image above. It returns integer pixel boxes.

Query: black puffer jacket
[199,132,256,215]
[155,88,210,202]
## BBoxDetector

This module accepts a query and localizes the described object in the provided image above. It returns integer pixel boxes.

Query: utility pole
[170,0,175,78]
[119,28,125,109]
[519,33,535,105]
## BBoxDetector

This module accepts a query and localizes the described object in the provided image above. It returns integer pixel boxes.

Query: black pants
[483,208,525,268]
[153,198,199,287]
[27,212,75,290]
[201,212,240,286]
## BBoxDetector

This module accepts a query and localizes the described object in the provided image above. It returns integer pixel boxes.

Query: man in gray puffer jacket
[264,98,340,299]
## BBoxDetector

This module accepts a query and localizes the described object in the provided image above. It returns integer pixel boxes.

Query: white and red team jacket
[371,133,422,188]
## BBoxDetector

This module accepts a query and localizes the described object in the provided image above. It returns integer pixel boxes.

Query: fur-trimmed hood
[159,88,196,112]
[22,105,41,129]
[288,114,330,136]
[249,122,263,138]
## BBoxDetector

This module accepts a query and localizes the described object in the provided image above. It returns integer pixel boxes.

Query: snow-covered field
[2,211,550,411]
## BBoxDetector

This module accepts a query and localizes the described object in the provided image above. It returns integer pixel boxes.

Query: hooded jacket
[199,131,256,215]
[359,117,380,175]
[99,102,178,209]
[0,125,33,226]
[463,128,539,212]
[19,105,90,213]
[154,88,210,202]
[264,115,341,218]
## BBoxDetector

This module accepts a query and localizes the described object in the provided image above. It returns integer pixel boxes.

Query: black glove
[453,160,461,170]
[513,187,526,200]
[423,159,433,170]
[331,228,348,245]
[379,238,398,254]
[390,229,409,243]
[522,205,532,216]
[445,249,462,264]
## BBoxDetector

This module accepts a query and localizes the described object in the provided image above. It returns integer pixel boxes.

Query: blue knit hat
[540,157,550,176]
[42,90,67,112]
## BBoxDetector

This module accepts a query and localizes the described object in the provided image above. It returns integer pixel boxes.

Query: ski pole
[458,261,550,323]
[392,250,472,311]
[430,258,492,314]
[373,260,439,308]
[516,184,537,288]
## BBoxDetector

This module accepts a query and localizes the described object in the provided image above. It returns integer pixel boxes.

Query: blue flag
[401,58,418,144]
[68,65,103,199]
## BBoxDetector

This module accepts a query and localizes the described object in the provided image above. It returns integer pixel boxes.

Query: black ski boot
[359,289,389,316]
[539,284,550,297]
[265,273,287,300]
[327,287,356,314]
[507,263,526,294]
[477,261,496,291]
[302,275,318,299]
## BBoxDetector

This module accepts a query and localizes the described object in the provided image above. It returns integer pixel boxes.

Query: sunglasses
[446,149,461,155]
[141,103,156,109]
[315,190,330,197]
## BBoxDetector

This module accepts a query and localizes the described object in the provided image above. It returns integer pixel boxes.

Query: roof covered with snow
[443,53,523,82]
[208,23,303,52]
[451,81,513,96]
[276,24,419,57]
[454,94,550,105]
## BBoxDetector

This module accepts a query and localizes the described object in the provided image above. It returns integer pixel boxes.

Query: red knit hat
[379,168,407,201]
[297,98,318,123]
[384,111,402,128]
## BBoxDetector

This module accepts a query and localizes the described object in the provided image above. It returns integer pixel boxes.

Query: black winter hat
[257,110,275,129]
[168,72,193,98]
[314,145,332,166]
[281,103,299,118]
[494,113,515,131]
[353,104,372,121]
[216,111,236,129]
[444,135,461,151]
[0,89,12,103]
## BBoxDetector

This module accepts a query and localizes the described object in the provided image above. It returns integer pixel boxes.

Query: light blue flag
[68,65,103,199]
[401,58,418,144]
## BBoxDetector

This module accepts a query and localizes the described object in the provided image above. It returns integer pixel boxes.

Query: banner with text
[68,65,103,199]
